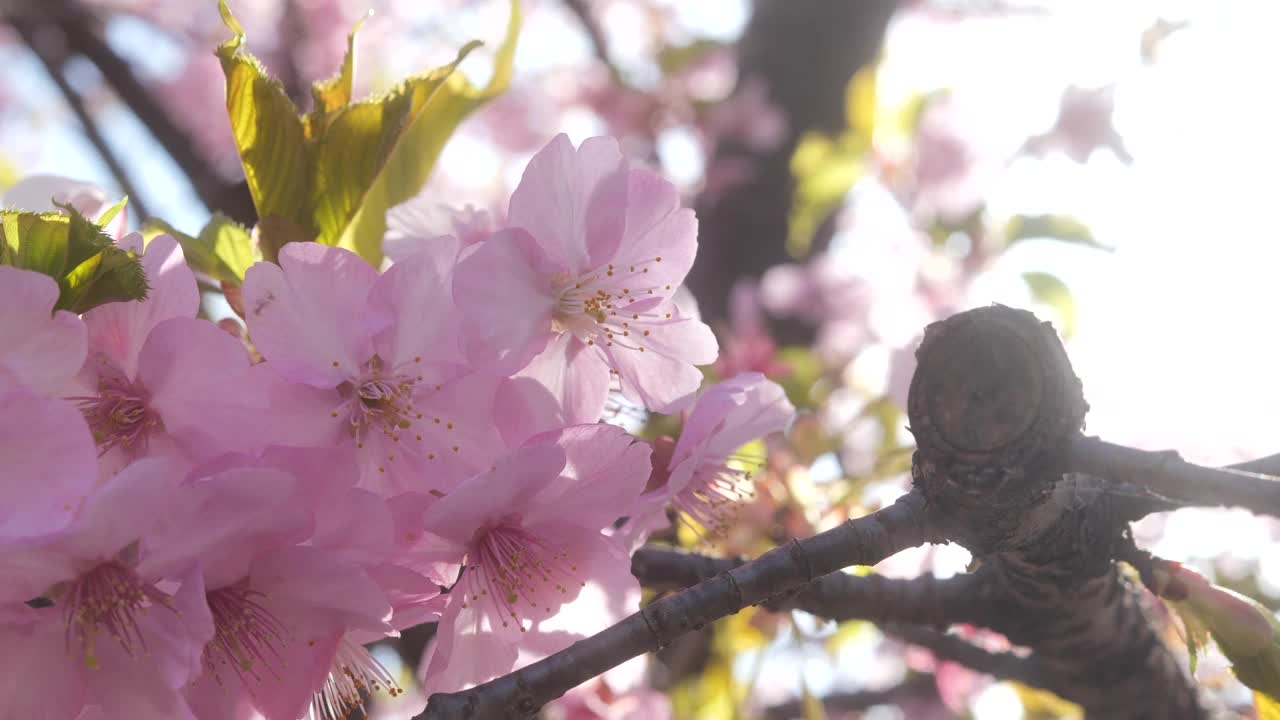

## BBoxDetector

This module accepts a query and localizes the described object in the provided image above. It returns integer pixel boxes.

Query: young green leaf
[216,0,313,254]
[330,1,521,265]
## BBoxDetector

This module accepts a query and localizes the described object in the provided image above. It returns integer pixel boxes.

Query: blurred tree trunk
[688,0,898,340]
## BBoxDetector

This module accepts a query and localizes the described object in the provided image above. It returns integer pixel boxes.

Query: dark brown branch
[632,546,984,625]
[1068,434,1280,518]
[11,19,150,219]
[418,491,936,719]
[763,673,939,720]
[884,624,1052,691]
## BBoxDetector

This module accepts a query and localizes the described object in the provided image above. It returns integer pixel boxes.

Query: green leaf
[59,244,148,314]
[217,0,313,254]
[1006,214,1106,250]
[311,14,365,114]
[1,206,148,313]
[1022,271,1076,340]
[146,213,256,285]
[331,1,521,265]
[95,196,128,230]
[217,0,521,267]
[58,204,148,312]
[1,210,70,276]
[200,213,257,282]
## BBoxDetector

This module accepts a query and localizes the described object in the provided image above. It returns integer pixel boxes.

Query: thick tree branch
[1068,434,1280,518]
[418,491,936,719]
[12,18,151,219]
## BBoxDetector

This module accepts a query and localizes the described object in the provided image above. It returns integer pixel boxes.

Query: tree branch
[1230,452,1280,476]
[1068,434,1280,518]
[884,624,1053,691]
[632,545,985,625]
[418,491,936,719]
[11,19,151,219]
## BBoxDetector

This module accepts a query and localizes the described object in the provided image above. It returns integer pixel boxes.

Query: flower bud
[1155,561,1280,696]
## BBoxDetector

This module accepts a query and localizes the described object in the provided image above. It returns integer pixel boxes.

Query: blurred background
[3,0,1279,717]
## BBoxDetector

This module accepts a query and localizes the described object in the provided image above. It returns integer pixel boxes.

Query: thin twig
[632,546,984,624]
[418,491,936,719]
[12,19,151,219]
[1068,435,1280,518]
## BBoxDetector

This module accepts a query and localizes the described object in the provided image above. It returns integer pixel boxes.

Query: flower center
[61,561,171,670]
[73,375,161,455]
[203,585,288,684]
[673,458,759,536]
[461,520,586,632]
[550,258,674,354]
[330,356,469,476]
[310,636,402,720]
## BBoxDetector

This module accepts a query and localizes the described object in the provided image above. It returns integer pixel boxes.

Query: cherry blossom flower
[638,373,794,535]
[242,241,503,495]
[417,423,651,693]
[455,134,718,441]
[0,457,214,720]
[68,235,275,471]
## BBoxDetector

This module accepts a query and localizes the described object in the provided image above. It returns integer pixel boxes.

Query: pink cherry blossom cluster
[0,134,795,719]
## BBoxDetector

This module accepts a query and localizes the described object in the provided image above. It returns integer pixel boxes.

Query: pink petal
[311,488,394,562]
[701,374,794,460]
[418,569,520,695]
[606,316,717,413]
[494,332,611,447]
[610,168,698,289]
[452,228,556,374]
[0,610,87,719]
[138,466,311,589]
[242,243,379,387]
[138,317,274,461]
[250,545,392,633]
[82,234,198,381]
[508,134,628,274]
[0,266,87,394]
[419,444,566,543]
[0,389,95,539]
[56,456,185,567]
[369,235,465,369]
[522,424,650,530]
